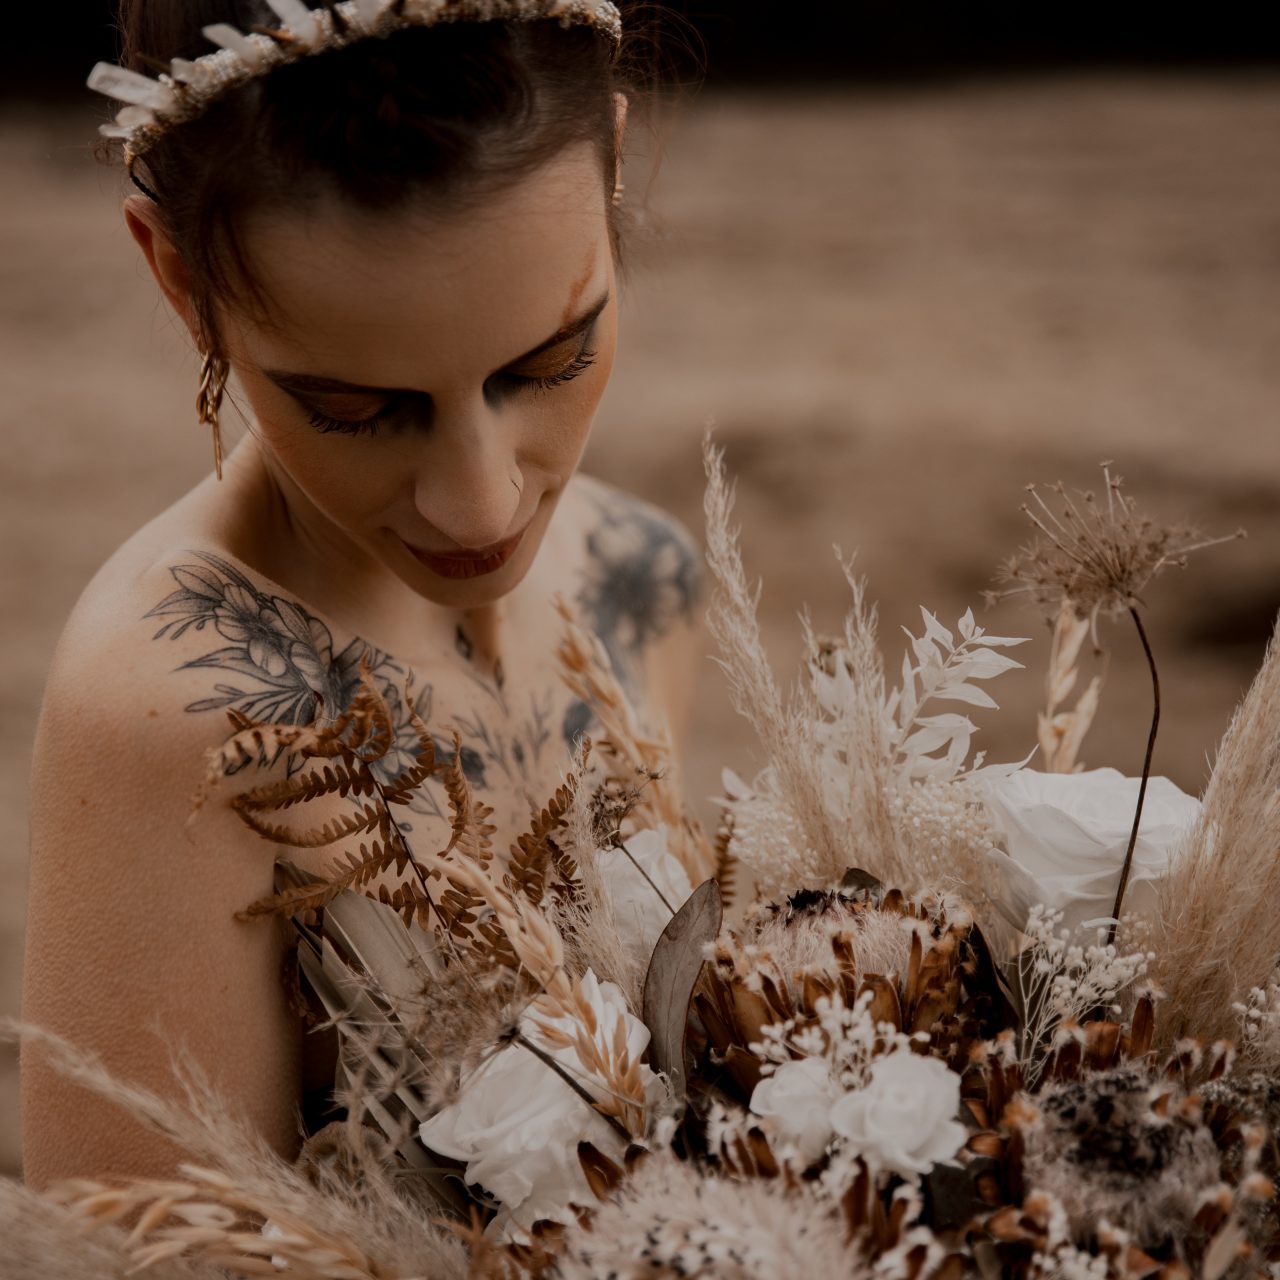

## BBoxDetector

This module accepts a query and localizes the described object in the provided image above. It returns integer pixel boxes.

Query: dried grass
[554,597,716,883]
[1146,617,1280,1048]
[551,749,650,1008]
[0,1176,225,1280]
[5,1021,469,1280]
[703,436,908,891]
[1037,600,1104,774]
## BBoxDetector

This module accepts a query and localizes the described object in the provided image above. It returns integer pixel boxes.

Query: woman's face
[219,141,617,610]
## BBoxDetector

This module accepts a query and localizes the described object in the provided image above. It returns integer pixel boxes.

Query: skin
[22,111,703,1186]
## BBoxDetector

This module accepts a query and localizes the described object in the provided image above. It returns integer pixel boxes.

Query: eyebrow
[262,289,611,399]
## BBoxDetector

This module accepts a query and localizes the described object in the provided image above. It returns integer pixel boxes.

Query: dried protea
[1199,1074,1280,1259]
[692,878,1013,1105]
[1015,1064,1220,1248]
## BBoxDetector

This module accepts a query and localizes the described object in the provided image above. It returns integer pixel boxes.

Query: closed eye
[272,289,610,437]
[491,342,599,398]
[305,393,415,437]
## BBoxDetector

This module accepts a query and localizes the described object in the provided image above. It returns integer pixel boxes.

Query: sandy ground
[3,74,1279,1177]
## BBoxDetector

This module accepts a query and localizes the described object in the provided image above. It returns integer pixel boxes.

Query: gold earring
[196,352,229,481]
[612,176,625,208]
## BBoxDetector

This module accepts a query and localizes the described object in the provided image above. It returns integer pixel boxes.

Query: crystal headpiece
[88,0,623,165]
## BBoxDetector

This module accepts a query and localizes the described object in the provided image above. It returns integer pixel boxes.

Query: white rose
[749,1057,842,1163]
[981,767,1200,937]
[829,1050,966,1178]
[419,971,656,1233]
[594,826,693,962]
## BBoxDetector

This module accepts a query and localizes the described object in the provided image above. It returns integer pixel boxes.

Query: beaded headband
[88,0,623,166]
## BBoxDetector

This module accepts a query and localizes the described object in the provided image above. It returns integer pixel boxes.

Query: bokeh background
[3,2,1279,1178]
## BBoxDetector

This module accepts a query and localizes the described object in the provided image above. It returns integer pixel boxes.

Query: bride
[22,0,700,1188]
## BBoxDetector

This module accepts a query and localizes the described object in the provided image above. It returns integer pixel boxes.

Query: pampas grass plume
[1147,617,1280,1050]
[5,1020,469,1280]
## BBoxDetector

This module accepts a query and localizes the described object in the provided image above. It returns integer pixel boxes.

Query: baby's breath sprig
[987,465,1243,944]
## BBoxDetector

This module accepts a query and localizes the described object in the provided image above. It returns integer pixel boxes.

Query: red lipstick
[404,528,526,580]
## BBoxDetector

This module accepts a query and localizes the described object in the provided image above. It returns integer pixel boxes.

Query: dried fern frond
[507,771,581,908]
[1148,616,1280,1048]
[236,798,387,850]
[238,840,408,926]
[231,760,380,815]
[441,732,497,868]
[217,666,460,939]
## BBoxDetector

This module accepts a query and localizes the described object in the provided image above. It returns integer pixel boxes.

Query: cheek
[240,382,401,517]
[522,323,617,474]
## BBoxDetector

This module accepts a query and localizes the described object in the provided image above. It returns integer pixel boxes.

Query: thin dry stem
[1106,606,1161,946]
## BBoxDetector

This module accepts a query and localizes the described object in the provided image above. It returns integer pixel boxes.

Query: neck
[225,435,496,664]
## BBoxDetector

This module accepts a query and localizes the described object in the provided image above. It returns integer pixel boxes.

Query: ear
[123,195,201,344]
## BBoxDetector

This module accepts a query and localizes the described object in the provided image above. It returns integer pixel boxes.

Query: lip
[402,526,527,580]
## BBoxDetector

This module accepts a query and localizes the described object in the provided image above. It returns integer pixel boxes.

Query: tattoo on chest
[148,506,696,819]
[146,552,551,822]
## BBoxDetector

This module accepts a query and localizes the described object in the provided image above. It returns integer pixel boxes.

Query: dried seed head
[555,1151,863,1279]
[987,464,1244,630]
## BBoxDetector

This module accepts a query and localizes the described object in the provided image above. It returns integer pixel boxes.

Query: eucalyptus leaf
[642,879,723,1099]
[839,867,884,898]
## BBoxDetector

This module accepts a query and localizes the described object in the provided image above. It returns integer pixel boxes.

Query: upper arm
[21,571,304,1188]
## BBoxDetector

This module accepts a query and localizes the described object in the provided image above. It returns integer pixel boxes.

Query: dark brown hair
[114,1,638,353]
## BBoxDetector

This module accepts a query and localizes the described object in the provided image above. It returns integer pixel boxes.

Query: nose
[410,396,522,551]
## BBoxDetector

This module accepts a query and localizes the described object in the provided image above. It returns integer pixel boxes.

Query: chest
[274,603,634,881]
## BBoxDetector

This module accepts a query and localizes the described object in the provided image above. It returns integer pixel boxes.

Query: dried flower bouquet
[12,443,1280,1280]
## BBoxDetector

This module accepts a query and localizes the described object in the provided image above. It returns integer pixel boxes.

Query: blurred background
[3,2,1279,1179]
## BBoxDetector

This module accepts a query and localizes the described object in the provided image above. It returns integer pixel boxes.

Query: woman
[22,0,700,1188]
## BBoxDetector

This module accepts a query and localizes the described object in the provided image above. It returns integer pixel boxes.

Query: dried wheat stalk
[1037,599,1104,774]
[554,596,716,883]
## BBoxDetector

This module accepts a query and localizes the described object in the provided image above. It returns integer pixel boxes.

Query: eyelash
[306,347,600,437]
[527,347,599,394]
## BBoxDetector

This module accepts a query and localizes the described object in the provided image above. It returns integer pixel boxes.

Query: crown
[88,0,623,164]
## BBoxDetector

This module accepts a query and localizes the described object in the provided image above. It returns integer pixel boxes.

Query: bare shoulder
[24,531,307,1186]
[563,474,703,665]
[36,518,285,773]
[560,475,705,748]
